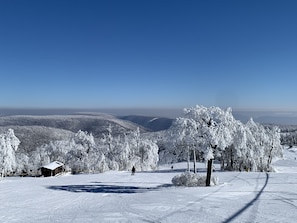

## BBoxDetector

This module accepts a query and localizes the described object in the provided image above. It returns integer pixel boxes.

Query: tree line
[0,105,283,177]
[1,127,159,177]
[160,105,282,173]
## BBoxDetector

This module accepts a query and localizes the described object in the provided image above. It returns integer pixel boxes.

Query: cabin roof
[42,161,64,170]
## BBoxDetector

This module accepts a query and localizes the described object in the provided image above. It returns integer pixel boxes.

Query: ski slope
[1,148,297,223]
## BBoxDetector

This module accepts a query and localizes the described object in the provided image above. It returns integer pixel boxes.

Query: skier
[131,166,136,175]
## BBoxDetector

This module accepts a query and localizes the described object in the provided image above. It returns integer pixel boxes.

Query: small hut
[40,161,64,177]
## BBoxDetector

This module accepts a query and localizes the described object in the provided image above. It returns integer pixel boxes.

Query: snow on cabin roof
[42,161,64,170]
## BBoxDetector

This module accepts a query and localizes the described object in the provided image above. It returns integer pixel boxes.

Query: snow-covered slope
[1,147,297,223]
[0,114,147,155]
[119,115,173,131]
[272,146,297,173]
[0,114,146,137]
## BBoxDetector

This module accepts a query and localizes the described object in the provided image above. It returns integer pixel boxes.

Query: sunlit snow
[1,147,297,222]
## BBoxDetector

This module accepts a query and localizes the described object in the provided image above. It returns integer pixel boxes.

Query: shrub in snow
[172,172,219,187]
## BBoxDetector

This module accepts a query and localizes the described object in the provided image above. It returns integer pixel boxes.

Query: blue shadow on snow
[46,183,172,194]
[222,172,269,223]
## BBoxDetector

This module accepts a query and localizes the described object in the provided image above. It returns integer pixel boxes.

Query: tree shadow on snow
[146,167,220,174]
[46,183,172,194]
[222,172,269,223]
[146,168,188,174]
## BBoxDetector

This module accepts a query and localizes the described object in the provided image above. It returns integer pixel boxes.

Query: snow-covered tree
[29,130,107,174]
[100,125,125,170]
[265,126,282,170]
[0,129,21,178]
[29,146,51,175]
[163,105,284,186]
[245,119,282,171]
[98,127,159,171]
[166,117,200,172]
[66,130,97,173]
[15,153,30,175]
[125,128,159,171]
[183,106,239,185]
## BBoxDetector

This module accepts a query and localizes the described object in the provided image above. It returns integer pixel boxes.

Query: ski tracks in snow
[3,165,297,223]
[151,172,268,223]
[149,173,244,223]
[222,172,268,223]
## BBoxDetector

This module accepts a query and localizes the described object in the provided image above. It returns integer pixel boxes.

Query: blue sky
[1,0,297,111]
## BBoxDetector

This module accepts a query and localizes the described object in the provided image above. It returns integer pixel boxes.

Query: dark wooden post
[206,159,213,186]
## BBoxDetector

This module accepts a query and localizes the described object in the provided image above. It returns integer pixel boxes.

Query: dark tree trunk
[267,147,273,171]
[230,147,234,170]
[193,149,196,173]
[206,159,213,186]
[187,147,190,172]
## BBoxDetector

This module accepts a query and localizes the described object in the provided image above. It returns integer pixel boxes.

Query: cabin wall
[41,166,64,177]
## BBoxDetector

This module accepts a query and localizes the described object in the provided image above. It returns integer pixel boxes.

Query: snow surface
[149,118,159,123]
[41,161,64,170]
[1,148,297,223]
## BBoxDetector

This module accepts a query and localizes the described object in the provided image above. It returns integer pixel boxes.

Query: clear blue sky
[1,0,297,111]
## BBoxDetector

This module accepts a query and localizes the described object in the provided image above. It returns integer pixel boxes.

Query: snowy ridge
[119,115,173,131]
[0,114,147,137]
[0,114,149,159]
[149,117,159,122]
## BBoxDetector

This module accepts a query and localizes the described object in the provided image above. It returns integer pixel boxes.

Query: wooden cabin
[40,161,64,177]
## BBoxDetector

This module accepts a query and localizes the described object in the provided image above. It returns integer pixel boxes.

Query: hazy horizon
[1,107,297,125]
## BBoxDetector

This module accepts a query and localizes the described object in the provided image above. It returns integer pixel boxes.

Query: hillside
[119,115,173,131]
[0,126,73,153]
[0,113,148,154]
[0,114,146,138]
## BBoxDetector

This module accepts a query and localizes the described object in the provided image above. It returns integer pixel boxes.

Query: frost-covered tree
[100,125,124,170]
[163,105,283,175]
[98,127,158,171]
[164,106,238,185]
[163,105,284,186]
[29,130,108,174]
[30,145,53,175]
[101,125,114,153]
[0,129,21,178]
[166,117,200,172]
[183,106,238,185]
[15,153,30,175]
[245,119,282,171]
[122,128,159,171]
[266,126,282,170]
[66,130,97,173]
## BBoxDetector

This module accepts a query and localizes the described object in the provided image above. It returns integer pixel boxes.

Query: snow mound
[172,172,219,187]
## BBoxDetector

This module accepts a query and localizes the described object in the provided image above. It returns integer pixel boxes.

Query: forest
[0,105,287,177]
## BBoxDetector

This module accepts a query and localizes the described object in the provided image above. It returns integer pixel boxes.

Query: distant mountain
[254,116,297,125]
[0,114,146,138]
[232,111,297,125]
[119,115,173,131]
[0,113,149,154]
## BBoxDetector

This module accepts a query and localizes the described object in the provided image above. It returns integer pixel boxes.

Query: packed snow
[1,147,297,223]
